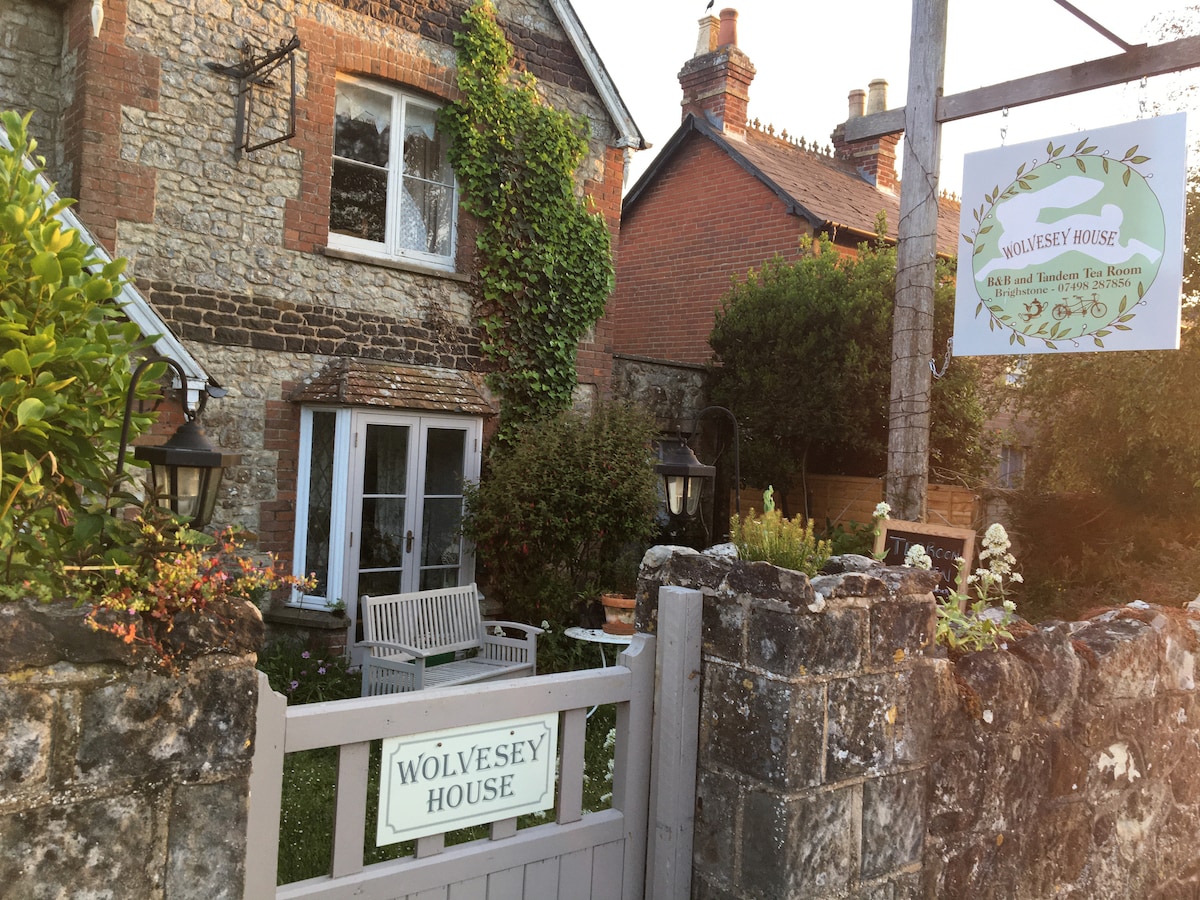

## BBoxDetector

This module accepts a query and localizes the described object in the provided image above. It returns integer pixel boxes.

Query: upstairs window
[329,75,457,270]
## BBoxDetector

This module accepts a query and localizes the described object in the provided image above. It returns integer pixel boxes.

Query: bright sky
[569,0,1197,198]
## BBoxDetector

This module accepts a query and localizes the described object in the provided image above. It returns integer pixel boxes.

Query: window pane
[420,568,459,591]
[403,104,451,184]
[400,179,453,257]
[424,428,465,495]
[362,424,408,495]
[335,82,391,166]
[421,497,462,571]
[357,570,403,598]
[304,411,336,597]
[330,159,388,243]
[360,497,407,568]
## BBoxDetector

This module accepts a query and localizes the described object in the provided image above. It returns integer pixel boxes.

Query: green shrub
[731,487,831,575]
[463,401,660,625]
[0,111,160,597]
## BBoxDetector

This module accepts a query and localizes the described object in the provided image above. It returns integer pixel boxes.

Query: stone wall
[0,599,262,900]
[0,1,69,186]
[638,547,1200,899]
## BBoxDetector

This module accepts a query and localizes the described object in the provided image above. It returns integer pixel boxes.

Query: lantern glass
[685,476,704,516]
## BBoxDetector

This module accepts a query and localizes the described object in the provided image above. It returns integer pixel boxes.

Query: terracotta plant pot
[600,593,636,636]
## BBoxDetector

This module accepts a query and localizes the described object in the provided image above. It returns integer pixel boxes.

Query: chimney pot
[717,8,738,47]
[695,14,719,57]
[847,89,865,120]
[866,79,888,115]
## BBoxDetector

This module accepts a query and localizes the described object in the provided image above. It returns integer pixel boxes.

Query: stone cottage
[0,0,643,643]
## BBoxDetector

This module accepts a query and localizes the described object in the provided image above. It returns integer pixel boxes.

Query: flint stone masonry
[0,0,625,552]
[638,547,1200,899]
[0,599,262,899]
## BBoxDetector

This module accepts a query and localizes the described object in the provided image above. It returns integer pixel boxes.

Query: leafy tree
[1017,303,1200,514]
[463,401,660,625]
[708,235,990,515]
[0,111,161,595]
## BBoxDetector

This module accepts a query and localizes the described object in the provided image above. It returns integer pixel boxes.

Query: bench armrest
[358,639,428,659]
[482,621,544,638]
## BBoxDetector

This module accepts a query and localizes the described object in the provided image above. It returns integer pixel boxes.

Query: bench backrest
[361,584,482,655]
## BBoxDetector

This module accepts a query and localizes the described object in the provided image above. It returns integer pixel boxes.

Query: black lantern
[655,439,714,517]
[115,357,240,528]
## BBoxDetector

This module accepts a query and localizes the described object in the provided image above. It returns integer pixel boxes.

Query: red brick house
[610,8,959,410]
[0,0,642,641]
[607,9,990,530]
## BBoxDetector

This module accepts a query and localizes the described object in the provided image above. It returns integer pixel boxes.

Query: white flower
[904,544,933,569]
[1002,599,1017,613]
[873,501,892,520]
[983,522,1009,548]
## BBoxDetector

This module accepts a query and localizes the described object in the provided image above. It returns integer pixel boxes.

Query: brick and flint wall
[638,548,1200,899]
[1,0,627,555]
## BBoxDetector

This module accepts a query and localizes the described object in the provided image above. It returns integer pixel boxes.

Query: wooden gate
[245,587,702,900]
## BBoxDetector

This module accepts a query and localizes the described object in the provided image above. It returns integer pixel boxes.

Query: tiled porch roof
[290,358,496,416]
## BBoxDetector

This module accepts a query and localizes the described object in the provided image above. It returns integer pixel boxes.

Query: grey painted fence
[246,586,703,900]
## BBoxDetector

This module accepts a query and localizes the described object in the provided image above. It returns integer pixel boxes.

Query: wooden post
[887,0,948,522]
[646,586,703,900]
[244,672,287,897]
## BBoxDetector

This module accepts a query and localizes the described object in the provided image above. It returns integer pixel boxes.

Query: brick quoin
[62,0,159,254]
[577,144,626,399]
[612,136,808,365]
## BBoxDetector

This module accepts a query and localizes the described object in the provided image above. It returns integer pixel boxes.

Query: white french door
[291,407,480,642]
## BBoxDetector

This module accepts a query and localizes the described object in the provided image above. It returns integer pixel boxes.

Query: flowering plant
[904,543,933,569]
[79,512,314,666]
[928,523,1022,653]
[731,486,832,576]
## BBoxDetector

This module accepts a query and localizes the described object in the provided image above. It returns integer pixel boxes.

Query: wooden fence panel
[247,588,704,900]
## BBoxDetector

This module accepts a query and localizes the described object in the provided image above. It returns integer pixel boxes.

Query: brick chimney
[678,8,755,138]
[830,78,902,193]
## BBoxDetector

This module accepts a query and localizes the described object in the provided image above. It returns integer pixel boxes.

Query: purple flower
[288,680,299,691]
[318,667,327,675]
[301,651,311,659]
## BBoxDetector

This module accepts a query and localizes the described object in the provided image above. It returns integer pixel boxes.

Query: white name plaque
[376,713,558,845]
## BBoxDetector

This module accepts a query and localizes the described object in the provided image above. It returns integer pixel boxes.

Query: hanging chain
[1138,76,1148,119]
[1000,107,1009,145]
[930,336,953,380]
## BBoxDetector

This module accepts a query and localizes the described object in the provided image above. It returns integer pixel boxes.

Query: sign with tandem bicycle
[377,713,559,845]
[954,113,1187,355]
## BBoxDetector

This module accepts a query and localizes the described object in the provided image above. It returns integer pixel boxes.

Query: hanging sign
[376,714,558,845]
[953,114,1187,355]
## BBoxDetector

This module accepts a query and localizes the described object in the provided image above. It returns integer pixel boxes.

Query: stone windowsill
[322,245,473,283]
[263,605,348,632]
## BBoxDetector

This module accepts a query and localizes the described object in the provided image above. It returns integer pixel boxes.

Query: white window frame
[328,74,458,272]
[290,407,481,612]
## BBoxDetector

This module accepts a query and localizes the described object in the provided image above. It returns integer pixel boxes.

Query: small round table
[563,626,634,667]
[563,627,634,717]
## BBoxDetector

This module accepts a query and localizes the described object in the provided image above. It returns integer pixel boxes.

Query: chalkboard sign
[873,519,975,592]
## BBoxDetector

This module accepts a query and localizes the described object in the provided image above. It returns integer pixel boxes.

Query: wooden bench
[358,584,542,695]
